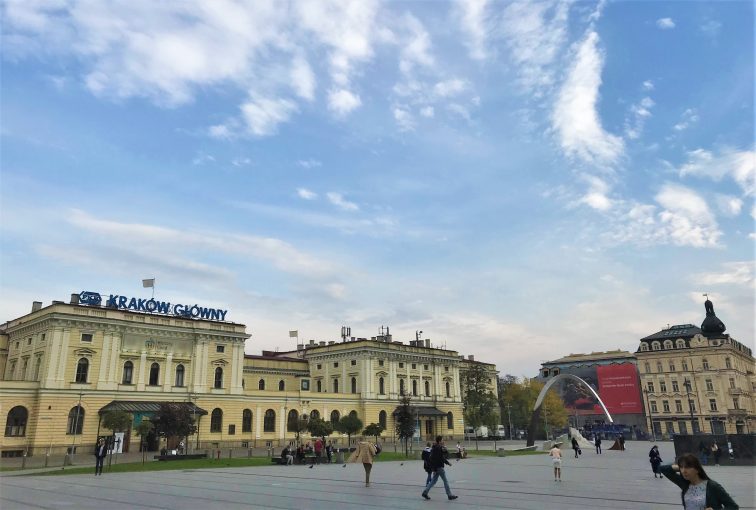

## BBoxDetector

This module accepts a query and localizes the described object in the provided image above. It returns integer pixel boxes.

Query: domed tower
[700,297,726,338]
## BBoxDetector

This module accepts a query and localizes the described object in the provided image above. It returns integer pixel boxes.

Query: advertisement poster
[557,363,642,415]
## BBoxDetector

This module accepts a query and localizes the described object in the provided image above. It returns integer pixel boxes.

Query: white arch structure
[534,374,614,424]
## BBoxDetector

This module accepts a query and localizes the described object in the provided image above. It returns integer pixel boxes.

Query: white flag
[289,330,298,338]
[142,278,155,288]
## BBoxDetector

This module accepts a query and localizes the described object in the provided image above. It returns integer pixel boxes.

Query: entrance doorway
[425,420,434,440]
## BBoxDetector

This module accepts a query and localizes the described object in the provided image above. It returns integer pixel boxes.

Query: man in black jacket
[93,438,108,476]
[421,436,458,501]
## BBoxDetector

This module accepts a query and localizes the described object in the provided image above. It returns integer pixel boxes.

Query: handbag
[578,448,582,455]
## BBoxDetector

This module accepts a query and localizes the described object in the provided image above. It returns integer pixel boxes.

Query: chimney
[468,355,474,361]
[70,293,80,305]
[297,344,304,351]
[31,301,42,312]
[309,339,315,345]
[425,338,430,348]
[319,341,326,346]
[328,341,335,345]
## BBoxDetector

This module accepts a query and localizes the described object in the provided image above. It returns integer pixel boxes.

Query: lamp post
[644,388,656,441]
[684,379,696,434]
[188,392,197,454]
[505,403,513,441]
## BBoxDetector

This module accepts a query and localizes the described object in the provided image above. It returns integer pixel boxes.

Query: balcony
[727,408,747,417]
[728,387,743,395]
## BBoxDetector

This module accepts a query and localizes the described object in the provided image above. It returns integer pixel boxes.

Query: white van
[475,426,490,438]
[496,425,507,438]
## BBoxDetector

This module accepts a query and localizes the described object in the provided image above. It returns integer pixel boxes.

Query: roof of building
[244,353,306,363]
[543,350,635,365]
[98,400,207,416]
[391,406,448,417]
[640,324,702,341]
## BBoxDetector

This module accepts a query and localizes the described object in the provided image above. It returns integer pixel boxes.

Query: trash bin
[496,448,507,457]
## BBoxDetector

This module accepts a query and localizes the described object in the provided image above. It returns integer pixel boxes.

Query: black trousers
[95,456,105,475]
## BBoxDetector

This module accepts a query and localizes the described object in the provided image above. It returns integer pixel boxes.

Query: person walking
[711,442,721,466]
[325,440,333,464]
[348,440,376,487]
[618,433,626,451]
[595,434,602,454]
[314,437,323,465]
[649,445,663,479]
[549,443,562,482]
[659,454,739,509]
[421,442,433,486]
[699,441,710,466]
[571,437,581,458]
[93,438,108,476]
[421,436,458,501]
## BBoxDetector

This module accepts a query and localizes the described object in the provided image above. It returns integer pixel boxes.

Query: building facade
[0,292,497,457]
[636,299,755,438]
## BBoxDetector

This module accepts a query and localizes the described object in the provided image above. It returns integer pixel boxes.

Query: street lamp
[684,379,696,434]
[505,403,513,441]
[643,388,656,441]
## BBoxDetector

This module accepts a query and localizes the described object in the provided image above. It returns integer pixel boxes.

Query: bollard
[45,453,49,468]
[216,449,221,460]
[248,448,252,458]
[229,449,233,459]
[21,451,27,470]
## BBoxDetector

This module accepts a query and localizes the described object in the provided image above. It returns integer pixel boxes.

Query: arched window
[399,379,405,395]
[75,358,89,383]
[412,380,418,396]
[651,341,661,351]
[210,408,223,432]
[214,367,223,389]
[122,361,134,384]
[424,380,430,396]
[445,381,450,397]
[287,410,299,431]
[67,406,85,435]
[279,380,285,391]
[663,340,673,349]
[447,412,453,429]
[351,377,357,393]
[264,409,276,432]
[242,409,252,433]
[258,379,265,390]
[378,410,387,429]
[379,377,385,395]
[149,363,160,386]
[725,357,732,369]
[5,406,28,437]
[174,364,185,387]
[333,379,339,393]
[310,410,320,421]
[316,380,322,392]
[676,339,686,349]
[640,343,649,351]
[330,410,340,426]
[349,410,357,419]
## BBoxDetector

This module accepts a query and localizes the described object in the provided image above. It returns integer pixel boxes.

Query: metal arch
[534,373,613,424]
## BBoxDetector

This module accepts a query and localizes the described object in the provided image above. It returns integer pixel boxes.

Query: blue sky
[1,0,753,376]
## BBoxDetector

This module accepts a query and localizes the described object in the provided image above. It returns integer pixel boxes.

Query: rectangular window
[656,362,663,372]
[27,338,32,345]
[650,401,658,413]
[732,398,739,410]
[681,360,689,371]
[444,366,449,372]
[216,345,225,353]
[647,382,655,392]
[399,363,404,368]
[659,381,667,392]
[669,361,675,371]
[644,362,650,373]
[81,333,93,342]
[705,379,714,391]
[703,360,710,370]
[351,360,356,366]
[334,362,339,368]
[41,334,45,342]
[690,401,696,412]
[672,380,679,392]
[729,378,736,389]
[665,422,675,434]
[412,363,416,369]
[228,424,235,435]
[675,400,683,412]
[709,399,717,411]
[317,364,322,370]
[378,360,384,366]
[662,400,670,413]
[424,364,428,370]
[301,379,310,391]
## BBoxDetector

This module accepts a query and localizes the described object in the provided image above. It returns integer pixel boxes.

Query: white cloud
[655,184,720,247]
[694,261,755,287]
[625,96,655,140]
[579,174,612,211]
[297,159,322,169]
[208,123,234,140]
[326,192,359,211]
[290,55,316,101]
[700,19,722,37]
[393,106,415,131]
[455,0,489,60]
[714,194,743,217]
[642,80,654,91]
[433,78,468,98]
[673,108,699,131]
[297,188,317,200]
[656,18,675,30]
[398,13,434,75]
[552,31,623,166]
[328,88,362,116]
[420,106,434,118]
[192,152,215,165]
[241,97,298,136]
[679,148,756,196]
[231,157,252,167]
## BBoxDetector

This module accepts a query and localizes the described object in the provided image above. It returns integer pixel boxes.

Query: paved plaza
[2,443,754,509]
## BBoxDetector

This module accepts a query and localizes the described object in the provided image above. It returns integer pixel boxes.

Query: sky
[1,0,753,377]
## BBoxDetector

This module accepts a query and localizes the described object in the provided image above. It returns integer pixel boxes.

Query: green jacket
[659,463,739,509]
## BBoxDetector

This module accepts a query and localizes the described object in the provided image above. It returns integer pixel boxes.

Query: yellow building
[636,299,755,438]
[0,292,497,457]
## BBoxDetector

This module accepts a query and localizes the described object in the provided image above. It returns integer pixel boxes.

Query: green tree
[363,423,385,442]
[101,410,132,435]
[134,420,154,463]
[289,417,310,445]
[151,403,195,446]
[307,417,333,440]
[334,414,363,446]
[498,376,568,441]
[462,364,499,448]
[395,394,415,456]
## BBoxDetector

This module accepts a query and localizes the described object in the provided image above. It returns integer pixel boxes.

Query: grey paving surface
[2,443,754,509]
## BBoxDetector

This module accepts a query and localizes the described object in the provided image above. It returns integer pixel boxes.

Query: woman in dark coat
[659,454,738,509]
[649,445,663,478]
[571,437,581,458]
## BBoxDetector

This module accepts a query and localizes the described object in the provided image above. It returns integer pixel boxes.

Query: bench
[271,456,288,465]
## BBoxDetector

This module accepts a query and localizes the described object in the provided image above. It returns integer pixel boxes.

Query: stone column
[279,405,287,441]
[163,353,173,391]
[98,332,111,388]
[137,351,147,391]
[42,327,63,388]
[108,331,122,387]
[255,405,262,439]
[56,329,70,387]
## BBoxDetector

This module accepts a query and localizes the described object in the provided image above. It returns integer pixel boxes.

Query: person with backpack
[421,442,433,485]
[421,436,458,501]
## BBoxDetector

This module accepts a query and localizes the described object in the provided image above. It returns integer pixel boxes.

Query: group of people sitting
[280,438,335,465]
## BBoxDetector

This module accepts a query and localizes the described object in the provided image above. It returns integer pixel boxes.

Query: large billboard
[557,363,642,415]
